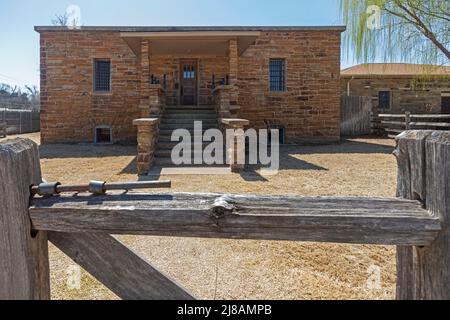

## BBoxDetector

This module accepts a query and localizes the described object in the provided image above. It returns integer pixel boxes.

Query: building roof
[341,63,450,77]
[34,25,346,33]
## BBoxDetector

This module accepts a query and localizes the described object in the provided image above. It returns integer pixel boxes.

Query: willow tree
[340,0,450,65]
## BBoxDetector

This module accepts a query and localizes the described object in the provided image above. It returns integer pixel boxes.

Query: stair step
[164,113,217,118]
[159,129,219,136]
[163,114,217,119]
[158,142,214,149]
[159,124,219,130]
[159,135,223,142]
[161,119,218,125]
[155,149,226,157]
[153,158,228,167]
[164,109,216,113]
[165,105,215,110]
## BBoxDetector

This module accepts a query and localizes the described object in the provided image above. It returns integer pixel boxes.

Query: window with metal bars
[269,59,286,92]
[94,60,111,92]
[95,126,112,144]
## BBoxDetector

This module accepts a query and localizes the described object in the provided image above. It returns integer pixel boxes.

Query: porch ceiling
[121,31,260,57]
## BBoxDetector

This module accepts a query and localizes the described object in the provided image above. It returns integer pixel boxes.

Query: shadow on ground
[120,157,137,175]
[39,143,136,159]
[288,139,395,156]
[37,137,395,181]
[127,138,395,179]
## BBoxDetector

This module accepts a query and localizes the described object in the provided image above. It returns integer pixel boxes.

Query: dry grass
[2,132,398,300]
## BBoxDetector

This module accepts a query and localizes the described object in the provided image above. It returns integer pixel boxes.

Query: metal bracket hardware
[31,180,171,197]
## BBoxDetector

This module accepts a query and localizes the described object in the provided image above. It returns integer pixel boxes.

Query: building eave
[34,25,347,33]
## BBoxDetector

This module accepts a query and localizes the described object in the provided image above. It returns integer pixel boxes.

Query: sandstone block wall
[39,30,342,144]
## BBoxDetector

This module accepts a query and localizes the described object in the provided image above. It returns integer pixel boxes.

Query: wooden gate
[341,96,372,136]
[1,131,450,300]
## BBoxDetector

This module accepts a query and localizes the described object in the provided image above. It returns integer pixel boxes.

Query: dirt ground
[2,132,398,300]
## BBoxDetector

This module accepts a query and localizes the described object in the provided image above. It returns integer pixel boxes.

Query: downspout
[347,76,355,97]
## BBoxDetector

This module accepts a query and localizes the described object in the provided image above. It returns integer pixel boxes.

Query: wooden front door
[180,60,198,106]
[442,96,450,114]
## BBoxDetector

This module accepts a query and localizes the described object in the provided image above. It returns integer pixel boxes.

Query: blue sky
[0,0,349,88]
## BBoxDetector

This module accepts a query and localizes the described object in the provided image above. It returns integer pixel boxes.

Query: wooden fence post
[405,112,411,130]
[395,130,450,299]
[0,138,50,300]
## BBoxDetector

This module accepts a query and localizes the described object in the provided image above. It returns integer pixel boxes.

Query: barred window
[94,60,111,92]
[95,126,112,144]
[378,91,391,109]
[269,59,286,92]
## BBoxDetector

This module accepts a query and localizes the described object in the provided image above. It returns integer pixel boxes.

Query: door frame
[179,59,199,106]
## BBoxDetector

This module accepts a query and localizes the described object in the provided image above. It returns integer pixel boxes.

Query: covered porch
[122,31,260,118]
[122,31,257,174]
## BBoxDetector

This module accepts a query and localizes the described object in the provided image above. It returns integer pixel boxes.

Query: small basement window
[269,59,286,92]
[94,59,111,92]
[95,126,112,144]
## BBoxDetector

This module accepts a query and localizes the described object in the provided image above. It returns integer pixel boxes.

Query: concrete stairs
[155,105,226,167]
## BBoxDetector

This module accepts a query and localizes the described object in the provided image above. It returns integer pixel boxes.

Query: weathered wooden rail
[30,194,439,246]
[372,112,450,137]
[1,131,450,300]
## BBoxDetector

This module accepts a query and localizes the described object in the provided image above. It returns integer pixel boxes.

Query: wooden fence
[341,96,372,136]
[0,108,40,135]
[372,112,450,138]
[1,132,450,300]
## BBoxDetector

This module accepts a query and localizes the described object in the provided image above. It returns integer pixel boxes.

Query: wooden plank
[380,121,406,126]
[420,131,450,299]
[0,138,50,300]
[379,114,406,118]
[394,130,433,300]
[30,193,440,246]
[395,130,450,300]
[410,122,450,128]
[341,96,372,136]
[410,114,450,119]
[379,114,450,120]
[48,232,195,300]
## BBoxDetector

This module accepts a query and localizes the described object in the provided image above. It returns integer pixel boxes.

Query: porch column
[139,40,151,118]
[227,39,240,114]
[228,39,238,89]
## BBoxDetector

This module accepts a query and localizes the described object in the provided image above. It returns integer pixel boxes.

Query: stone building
[36,26,344,148]
[341,63,450,114]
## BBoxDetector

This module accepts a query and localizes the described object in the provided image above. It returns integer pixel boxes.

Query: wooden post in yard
[405,112,411,130]
[0,138,50,300]
[395,130,450,299]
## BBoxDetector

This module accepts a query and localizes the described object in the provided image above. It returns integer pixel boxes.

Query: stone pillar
[222,118,250,172]
[139,40,151,118]
[149,84,166,117]
[213,85,233,119]
[133,118,159,175]
[228,39,239,106]
[228,39,238,87]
